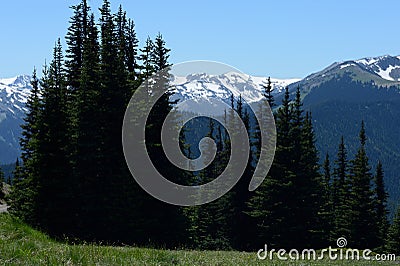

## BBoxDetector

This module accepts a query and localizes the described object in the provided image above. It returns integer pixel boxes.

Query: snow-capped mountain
[0,75,30,114]
[2,54,400,165]
[355,55,400,81]
[0,72,298,163]
[0,75,31,164]
[171,72,299,102]
[296,55,400,92]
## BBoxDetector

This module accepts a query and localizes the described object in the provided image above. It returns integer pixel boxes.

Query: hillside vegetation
[0,213,398,266]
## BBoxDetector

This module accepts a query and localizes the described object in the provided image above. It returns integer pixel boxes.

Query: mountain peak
[0,75,31,87]
[300,55,400,89]
[354,55,400,81]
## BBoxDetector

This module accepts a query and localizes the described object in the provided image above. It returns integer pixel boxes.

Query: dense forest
[301,75,400,209]
[2,0,399,254]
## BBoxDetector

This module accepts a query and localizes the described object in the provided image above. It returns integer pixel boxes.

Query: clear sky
[1,0,399,79]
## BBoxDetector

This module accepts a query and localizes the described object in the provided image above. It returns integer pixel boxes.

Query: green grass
[0,213,398,265]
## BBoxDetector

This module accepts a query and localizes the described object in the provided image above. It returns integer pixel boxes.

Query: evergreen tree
[322,153,334,242]
[135,33,190,247]
[386,206,400,254]
[95,0,134,241]
[125,18,140,94]
[65,0,89,92]
[65,0,90,178]
[300,112,326,247]
[262,77,274,108]
[8,70,42,224]
[36,40,73,235]
[7,159,31,220]
[138,37,155,82]
[247,87,294,249]
[348,121,377,248]
[230,95,255,250]
[125,19,139,74]
[190,119,233,250]
[331,136,351,240]
[373,161,389,250]
[73,12,104,238]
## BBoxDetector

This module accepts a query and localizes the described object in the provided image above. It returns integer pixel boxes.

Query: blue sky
[1,0,399,79]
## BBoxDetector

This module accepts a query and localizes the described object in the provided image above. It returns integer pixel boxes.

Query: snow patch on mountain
[170,72,299,105]
[0,75,31,110]
[377,65,397,81]
[355,55,400,81]
[340,63,355,69]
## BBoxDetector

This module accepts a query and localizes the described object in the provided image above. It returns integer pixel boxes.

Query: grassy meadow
[0,213,398,265]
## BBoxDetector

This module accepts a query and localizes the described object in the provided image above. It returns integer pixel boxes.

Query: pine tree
[125,18,140,95]
[65,0,90,176]
[36,40,73,235]
[229,94,256,250]
[65,0,89,91]
[139,37,155,82]
[373,161,389,250]
[134,33,190,247]
[190,119,233,250]
[73,12,104,238]
[386,206,400,254]
[8,70,42,224]
[262,77,274,108]
[322,153,334,241]
[247,87,294,249]
[348,121,377,248]
[95,0,134,241]
[125,19,139,74]
[332,136,351,240]
[294,110,325,248]
[7,159,31,220]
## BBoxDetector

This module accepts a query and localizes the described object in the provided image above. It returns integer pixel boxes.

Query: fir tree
[65,0,89,92]
[373,161,389,250]
[247,87,294,249]
[137,33,190,247]
[322,153,334,242]
[95,0,134,241]
[386,206,400,254]
[231,95,255,250]
[7,159,30,220]
[123,17,139,95]
[125,19,139,75]
[36,40,73,235]
[348,121,377,248]
[73,12,104,238]
[332,136,351,240]
[139,37,155,82]
[262,77,274,108]
[295,111,325,248]
[8,70,42,224]
[191,119,233,250]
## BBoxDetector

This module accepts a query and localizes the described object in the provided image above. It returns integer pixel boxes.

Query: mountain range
[1,54,400,209]
[0,75,30,165]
